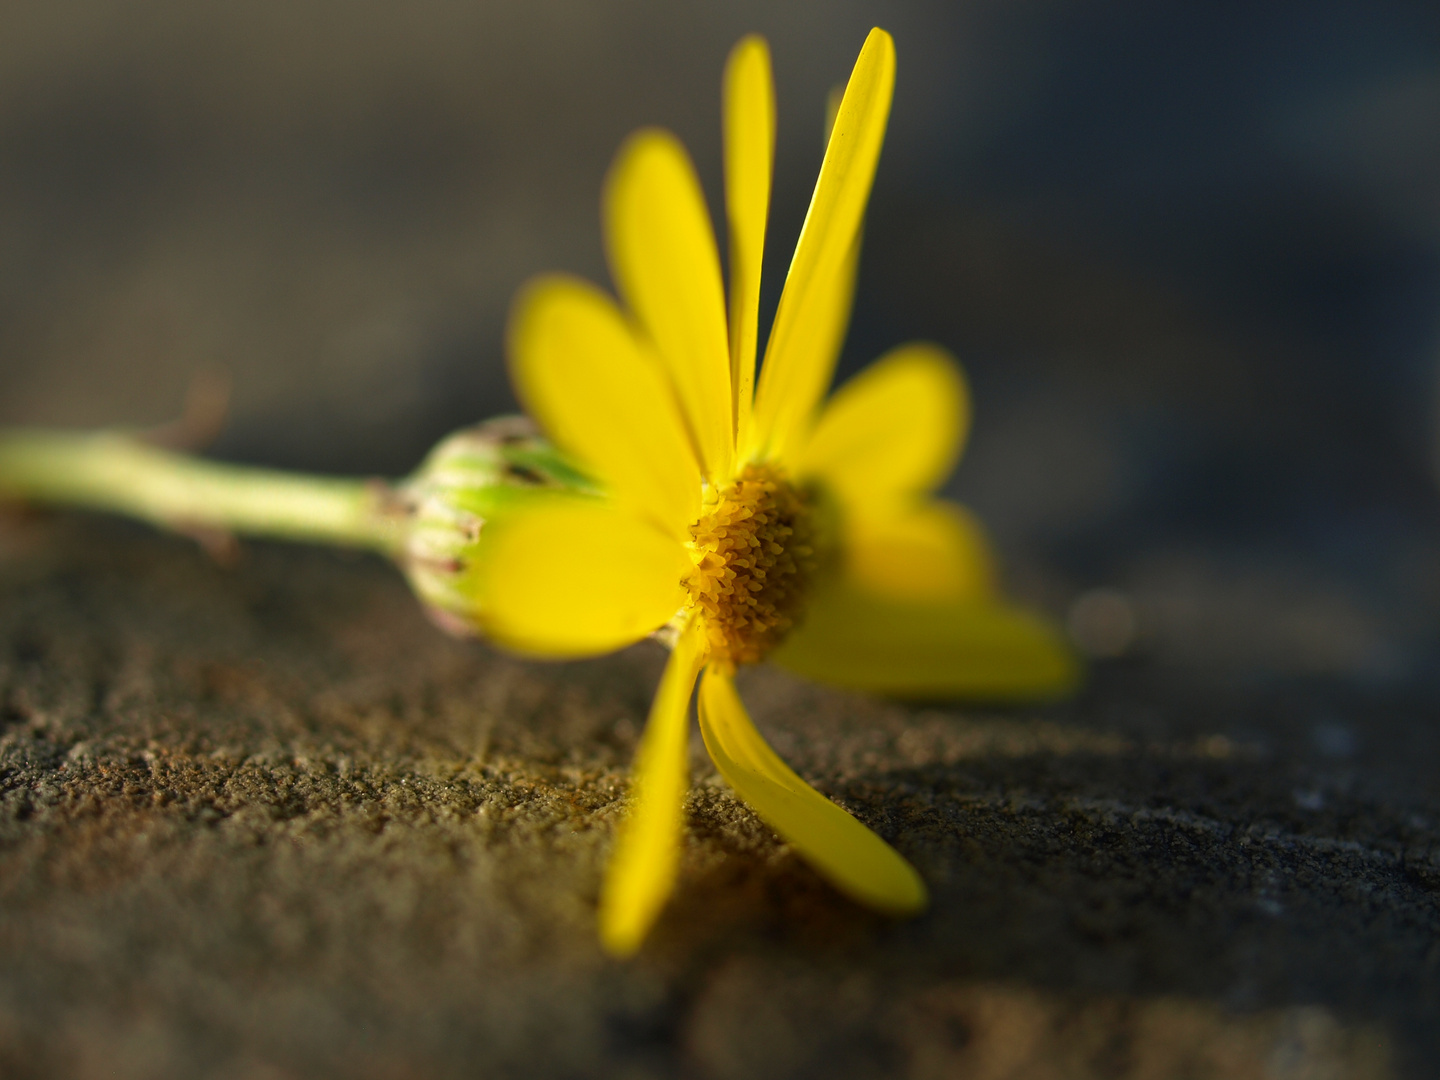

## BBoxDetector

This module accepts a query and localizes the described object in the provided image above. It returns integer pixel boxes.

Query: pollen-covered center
[685,463,816,665]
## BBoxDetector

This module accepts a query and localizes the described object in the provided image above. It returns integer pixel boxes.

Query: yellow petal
[599,623,706,956]
[508,275,702,537]
[749,28,896,463]
[845,500,996,602]
[605,129,733,483]
[697,667,927,915]
[796,342,969,504]
[474,496,688,659]
[723,34,775,448]
[772,579,1080,700]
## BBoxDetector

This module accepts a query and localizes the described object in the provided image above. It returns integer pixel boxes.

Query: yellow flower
[473,29,1078,955]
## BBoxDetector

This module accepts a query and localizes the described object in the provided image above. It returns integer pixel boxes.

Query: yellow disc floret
[684,463,817,665]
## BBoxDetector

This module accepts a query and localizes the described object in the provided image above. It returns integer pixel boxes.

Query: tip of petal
[607,126,685,180]
[866,859,930,917]
[726,33,771,70]
[864,25,896,59]
[598,904,650,958]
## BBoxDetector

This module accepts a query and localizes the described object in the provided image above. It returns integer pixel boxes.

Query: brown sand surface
[0,517,1430,1078]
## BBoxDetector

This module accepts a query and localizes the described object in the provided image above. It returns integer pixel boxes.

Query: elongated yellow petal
[749,28,896,462]
[846,500,996,602]
[751,233,860,464]
[723,34,775,447]
[605,129,733,482]
[508,275,701,538]
[599,624,706,956]
[697,667,927,915]
[474,496,688,659]
[796,343,969,504]
[772,579,1080,699]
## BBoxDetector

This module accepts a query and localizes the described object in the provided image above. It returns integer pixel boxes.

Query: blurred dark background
[2,0,1439,694]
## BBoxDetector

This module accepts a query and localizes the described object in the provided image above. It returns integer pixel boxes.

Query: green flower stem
[0,428,406,555]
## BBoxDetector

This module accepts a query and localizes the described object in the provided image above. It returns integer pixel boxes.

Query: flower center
[684,463,817,665]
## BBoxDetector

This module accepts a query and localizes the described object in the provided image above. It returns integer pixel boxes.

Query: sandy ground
[0,516,1431,1078]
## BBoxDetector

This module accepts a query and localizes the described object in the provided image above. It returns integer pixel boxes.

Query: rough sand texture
[0,516,1432,1078]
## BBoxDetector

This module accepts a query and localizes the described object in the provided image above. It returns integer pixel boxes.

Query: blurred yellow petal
[599,624,706,956]
[475,496,687,659]
[796,342,969,504]
[697,667,927,915]
[749,235,860,465]
[749,28,895,462]
[508,276,702,537]
[605,129,733,482]
[723,34,775,446]
[846,500,996,602]
[773,579,1079,700]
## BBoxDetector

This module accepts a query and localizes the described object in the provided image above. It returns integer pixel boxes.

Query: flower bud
[397,417,592,636]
